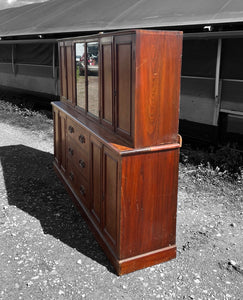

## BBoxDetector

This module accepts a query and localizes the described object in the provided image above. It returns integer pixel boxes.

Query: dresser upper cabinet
[59,30,182,148]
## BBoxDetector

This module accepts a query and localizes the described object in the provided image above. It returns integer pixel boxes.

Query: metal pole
[213,38,222,126]
[11,44,15,75]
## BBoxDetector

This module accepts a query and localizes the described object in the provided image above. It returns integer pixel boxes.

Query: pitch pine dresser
[52,30,183,275]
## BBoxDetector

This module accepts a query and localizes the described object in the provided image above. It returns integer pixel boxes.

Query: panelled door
[90,136,103,227]
[114,34,134,140]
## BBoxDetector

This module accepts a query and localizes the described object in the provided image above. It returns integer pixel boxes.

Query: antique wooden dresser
[52,29,183,275]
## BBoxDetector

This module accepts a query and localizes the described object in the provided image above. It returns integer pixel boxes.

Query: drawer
[67,161,89,208]
[67,136,89,179]
[67,117,89,153]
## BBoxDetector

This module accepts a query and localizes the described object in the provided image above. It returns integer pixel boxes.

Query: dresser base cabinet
[52,103,180,275]
[53,152,178,275]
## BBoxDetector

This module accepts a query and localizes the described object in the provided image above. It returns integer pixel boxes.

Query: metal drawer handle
[69,172,74,181]
[68,147,74,156]
[79,134,86,144]
[79,159,86,168]
[80,185,85,196]
[68,125,74,133]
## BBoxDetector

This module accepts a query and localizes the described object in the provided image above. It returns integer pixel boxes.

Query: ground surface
[0,98,242,300]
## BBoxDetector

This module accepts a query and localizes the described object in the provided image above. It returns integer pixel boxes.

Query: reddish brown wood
[103,147,119,251]
[134,30,183,147]
[90,136,102,226]
[66,117,89,153]
[118,245,176,275]
[52,29,182,275]
[101,42,113,125]
[120,148,179,258]
[66,45,75,104]
[53,107,60,165]
[115,38,132,136]
[59,111,67,173]
[60,45,67,100]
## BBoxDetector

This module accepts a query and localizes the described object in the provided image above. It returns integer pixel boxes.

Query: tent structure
[0,0,243,144]
[1,0,243,38]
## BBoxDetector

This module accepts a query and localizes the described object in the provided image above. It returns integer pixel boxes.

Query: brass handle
[68,147,74,156]
[79,159,86,168]
[79,134,85,144]
[68,125,74,133]
[80,185,85,196]
[69,172,74,181]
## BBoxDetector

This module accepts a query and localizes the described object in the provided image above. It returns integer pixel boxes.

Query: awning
[0,0,243,38]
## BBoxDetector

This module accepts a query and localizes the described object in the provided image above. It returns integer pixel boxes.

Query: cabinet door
[114,35,134,140]
[53,107,61,165]
[103,147,119,250]
[59,44,67,101]
[59,111,67,173]
[53,108,67,173]
[90,136,103,226]
[100,37,113,128]
[66,43,76,105]
[59,42,75,104]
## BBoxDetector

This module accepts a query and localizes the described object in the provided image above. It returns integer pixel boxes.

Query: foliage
[180,143,243,180]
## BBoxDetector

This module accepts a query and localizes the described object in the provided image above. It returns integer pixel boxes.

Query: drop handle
[80,185,85,196]
[69,172,74,181]
[68,125,74,133]
[79,134,86,144]
[68,147,74,156]
[79,159,86,168]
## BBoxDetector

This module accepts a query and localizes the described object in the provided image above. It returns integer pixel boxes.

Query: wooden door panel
[60,46,67,99]
[103,147,118,247]
[90,137,102,226]
[53,108,66,174]
[101,43,113,125]
[53,108,60,165]
[116,42,132,135]
[60,111,67,173]
[66,45,75,104]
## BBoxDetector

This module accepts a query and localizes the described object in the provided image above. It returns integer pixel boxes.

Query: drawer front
[67,161,89,208]
[67,136,89,179]
[67,117,89,153]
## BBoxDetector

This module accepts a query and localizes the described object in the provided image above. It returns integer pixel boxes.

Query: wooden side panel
[66,45,75,104]
[103,147,119,249]
[120,148,179,259]
[135,31,183,147]
[115,36,133,138]
[101,43,113,125]
[59,111,67,173]
[90,136,103,226]
[60,45,67,99]
[53,107,66,173]
[53,108,60,165]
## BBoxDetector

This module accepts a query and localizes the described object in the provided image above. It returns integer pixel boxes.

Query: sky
[0,0,49,10]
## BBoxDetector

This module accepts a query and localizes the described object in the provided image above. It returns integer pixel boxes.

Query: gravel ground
[0,98,242,300]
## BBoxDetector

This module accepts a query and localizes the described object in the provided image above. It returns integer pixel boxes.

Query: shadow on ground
[0,144,114,273]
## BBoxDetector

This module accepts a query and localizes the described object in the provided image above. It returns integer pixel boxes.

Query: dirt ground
[0,98,242,300]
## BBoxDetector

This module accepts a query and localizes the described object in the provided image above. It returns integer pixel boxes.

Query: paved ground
[0,103,242,299]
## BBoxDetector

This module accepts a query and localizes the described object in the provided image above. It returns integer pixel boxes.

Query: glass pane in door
[76,43,86,110]
[87,42,99,117]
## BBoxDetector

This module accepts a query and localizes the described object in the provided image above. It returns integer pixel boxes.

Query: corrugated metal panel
[0,0,243,38]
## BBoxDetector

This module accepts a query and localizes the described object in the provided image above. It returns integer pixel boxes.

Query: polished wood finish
[52,30,182,275]
[115,37,132,136]
[103,146,119,251]
[120,149,179,259]
[90,136,102,225]
[60,45,67,100]
[101,41,113,126]
[135,31,182,147]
